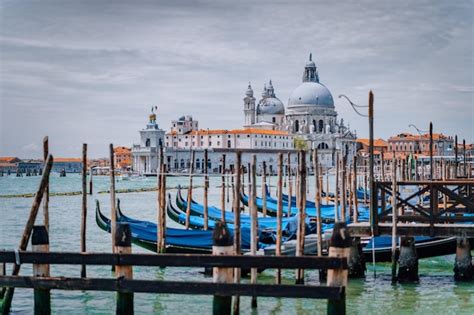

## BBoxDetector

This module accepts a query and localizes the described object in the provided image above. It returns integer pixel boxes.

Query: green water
[0,174,473,314]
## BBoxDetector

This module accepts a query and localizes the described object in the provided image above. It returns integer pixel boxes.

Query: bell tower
[243,82,256,127]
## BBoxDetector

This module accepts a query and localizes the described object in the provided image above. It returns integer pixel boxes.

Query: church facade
[132,54,357,174]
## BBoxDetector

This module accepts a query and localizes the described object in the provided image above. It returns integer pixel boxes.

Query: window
[295,120,299,132]
[217,141,220,146]
[227,140,231,148]
[145,138,150,147]
[318,120,324,132]
[272,117,276,123]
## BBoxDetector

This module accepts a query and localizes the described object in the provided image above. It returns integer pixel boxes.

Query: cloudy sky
[1,0,472,158]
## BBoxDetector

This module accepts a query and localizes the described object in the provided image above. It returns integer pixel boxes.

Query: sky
[0,0,473,158]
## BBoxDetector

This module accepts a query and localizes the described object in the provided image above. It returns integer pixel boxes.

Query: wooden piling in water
[232,152,242,314]
[185,150,195,229]
[262,161,267,217]
[43,136,49,231]
[221,154,226,221]
[115,223,134,314]
[212,222,234,315]
[250,154,258,308]
[159,164,167,253]
[334,153,340,222]
[1,154,53,314]
[276,153,283,284]
[397,237,418,283]
[341,155,347,221]
[454,237,473,281]
[296,150,306,284]
[326,169,330,205]
[313,150,323,258]
[327,222,350,315]
[287,153,293,217]
[89,167,93,195]
[81,143,87,278]
[353,156,358,223]
[32,225,51,315]
[391,155,398,283]
[204,149,209,230]
[109,144,117,253]
[454,135,458,178]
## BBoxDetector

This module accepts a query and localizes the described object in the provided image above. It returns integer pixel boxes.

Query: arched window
[318,120,324,132]
[207,159,211,169]
[195,158,201,169]
[145,138,150,147]
[295,120,299,132]
[174,159,178,170]
[317,142,329,149]
[180,159,185,169]
[227,140,231,148]
[158,138,162,147]
[313,120,317,132]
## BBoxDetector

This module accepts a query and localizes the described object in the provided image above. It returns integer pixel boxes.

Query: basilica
[132,54,357,174]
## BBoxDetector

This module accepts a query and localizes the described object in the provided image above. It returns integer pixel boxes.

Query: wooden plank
[348,222,474,237]
[0,252,348,269]
[0,276,345,300]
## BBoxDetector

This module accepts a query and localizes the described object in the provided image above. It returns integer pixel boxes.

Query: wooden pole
[247,162,251,199]
[1,154,53,314]
[326,169,330,205]
[287,153,293,217]
[313,150,323,257]
[429,122,433,180]
[463,139,467,177]
[391,155,398,283]
[296,150,306,284]
[363,159,368,204]
[276,153,284,284]
[334,153,340,222]
[454,135,458,178]
[212,222,234,315]
[89,166,93,195]
[250,154,258,308]
[109,144,117,252]
[327,222,350,315]
[221,154,226,221]
[185,150,195,229]
[159,164,167,253]
[115,223,134,314]
[157,146,165,253]
[341,155,347,221]
[353,156,359,223]
[204,149,209,230]
[81,143,87,278]
[43,136,49,231]
[262,161,267,217]
[381,151,385,181]
[32,226,51,315]
[232,152,242,314]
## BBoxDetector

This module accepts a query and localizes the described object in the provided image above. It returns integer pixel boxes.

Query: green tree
[293,137,308,150]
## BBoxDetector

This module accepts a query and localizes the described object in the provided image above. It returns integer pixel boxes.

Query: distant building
[18,159,43,173]
[0,157,20,173]
[53,158,83,173]
[356,139,388,159]
[114,146,132,170]
[387,133,454,159]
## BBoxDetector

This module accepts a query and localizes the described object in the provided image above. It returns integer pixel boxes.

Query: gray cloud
[1,0,472,158]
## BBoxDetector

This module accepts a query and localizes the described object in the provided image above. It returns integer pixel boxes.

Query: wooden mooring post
[32,226,51,315]
[334,153,340,222]
[212,222,234,315]
[327,222,350,315]
[185,150,195,229]
[159,164,167,253]
[81,143,87,278]
[295,150,306,284]
[397,237,418,283]
[276,153,283,284]
[221,154,226,221]
[1,154,53,315]
[43,136,50,231]
[109,144,117,253]
[313,150,323,258]
[391,155,398,283]
[204,149,209,230]
[287,153,293,217]
[262,161,267,217]
[232,152,242,314]
[250,154,258,308]
[454,237,473,281]
[89,166,93,195]
[115,223,134,314]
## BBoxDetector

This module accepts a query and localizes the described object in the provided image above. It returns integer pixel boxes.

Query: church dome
[288,82,334,107]
[288,54,334,109]
[257,97,285,115]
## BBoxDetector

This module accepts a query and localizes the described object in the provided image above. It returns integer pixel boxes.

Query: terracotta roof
[114,146,131,153]
[167,128,290,136]
[388,132,451,141]
[0,162,17,167]
[54,158,82,163]
[356,138,388,147]
[0,157,20,163]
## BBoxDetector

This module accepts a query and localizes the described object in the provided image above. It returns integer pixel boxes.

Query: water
[0,174,473,314]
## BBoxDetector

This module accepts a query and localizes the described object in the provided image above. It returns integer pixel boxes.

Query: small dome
[288,82,334,108]
[257,97,285,115]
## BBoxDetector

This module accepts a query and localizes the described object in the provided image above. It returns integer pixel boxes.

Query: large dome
[257,97,285,115]
[288,82,334,108]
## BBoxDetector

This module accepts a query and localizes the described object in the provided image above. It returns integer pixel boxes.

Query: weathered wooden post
[381,151,385,181]
[212,222,234,315]
[185,150,195,229]
[32,225,51,315]
[247,162,251,199]
[341,155,347,221]
[326,169,330,205]
[89,167,93,195]
[221,154,226,221]
[43,136,49,230]
[313,150,323,258]
[363,159,368,205]
[334,152,340,222]
[454,135,458,178]
[115,223,134,314]
[276,153,283,284]
[204,149,209,230]
[262,161,267,217]
[454,237,473,281]
[397,237,418,282]
[250,154,258,308]
[232,152,242,314]
[287,152,293,216]
[109,144,117,252]
[159,163,167,253]
[2,154,53,314]
[327,222,350,315]
[352,156,359,223]
[391,155,398,283]
[296,150,306,284]
[429,122,434,180]
[81,143,87,278]
[463,139,467,177]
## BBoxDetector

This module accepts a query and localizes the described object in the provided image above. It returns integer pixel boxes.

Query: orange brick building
[114,146,132,170]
